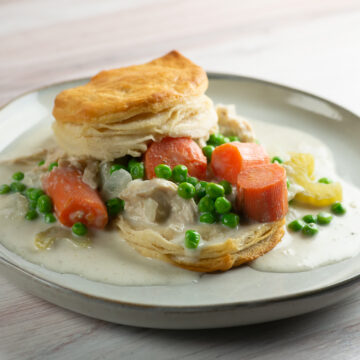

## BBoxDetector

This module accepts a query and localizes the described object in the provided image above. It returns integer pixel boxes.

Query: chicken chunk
[120,179,197,233]
[216,104,255,142]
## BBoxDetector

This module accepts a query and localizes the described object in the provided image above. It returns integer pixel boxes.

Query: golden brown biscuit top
[53,51,208,124]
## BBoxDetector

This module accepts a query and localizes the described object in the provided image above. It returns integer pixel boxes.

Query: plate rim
[1,72,360,313]
[1,254,360,312]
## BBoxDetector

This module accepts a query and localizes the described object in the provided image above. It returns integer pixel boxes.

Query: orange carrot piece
[42,167,108,229]
[145,137,207,179]
[211,142,270,184]
[237,163,288,222]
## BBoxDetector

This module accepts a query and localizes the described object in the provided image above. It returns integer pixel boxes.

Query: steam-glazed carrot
[211,142,270,184]
[42,167,108,229]
[237,163,288,223]
[144,137,207,179]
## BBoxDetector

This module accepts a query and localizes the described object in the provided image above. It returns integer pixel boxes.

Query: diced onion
[100,166,132,200]
[34,226,91,250]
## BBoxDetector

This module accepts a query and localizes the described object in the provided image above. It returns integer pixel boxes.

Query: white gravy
[250,120,360,272]
[0,119,359,285]
[0,123,200,286]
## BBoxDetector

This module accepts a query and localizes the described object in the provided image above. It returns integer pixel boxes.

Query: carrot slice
[211,142,270,184]
[42,167,108,229]
[144,137,207,179]
[237,163,288,222]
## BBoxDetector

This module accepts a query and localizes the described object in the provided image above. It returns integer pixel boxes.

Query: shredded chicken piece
[0,146,65,171]
[120,179,197,236]
[0,149,50,166]
[1,145,102,189]
[82,160,101,189]
[59,157,100,189]
[216,104,255,142]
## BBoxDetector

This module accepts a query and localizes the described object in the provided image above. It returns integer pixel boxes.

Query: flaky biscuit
[52,51,217,160]
[52,95,217,160]
[118,216,284,273]
[117,179,285,273]
[53,51,208,125]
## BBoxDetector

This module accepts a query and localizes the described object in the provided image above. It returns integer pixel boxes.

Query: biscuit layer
[53,95,217,160]
[53,51,208,125]
[117,178,285,273]
[52,51,217,160]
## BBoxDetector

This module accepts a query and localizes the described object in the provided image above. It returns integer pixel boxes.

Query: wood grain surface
[1,1,360,359]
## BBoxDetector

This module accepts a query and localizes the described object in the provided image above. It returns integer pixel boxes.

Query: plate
[1,74,360,329]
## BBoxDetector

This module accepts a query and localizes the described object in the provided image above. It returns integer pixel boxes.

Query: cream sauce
[0,119,359,283]
[0,123,200,285]
[0,203,200,285]
[250,120,360,272]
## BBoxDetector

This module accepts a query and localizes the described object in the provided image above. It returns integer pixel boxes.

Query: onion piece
[100,166,132,200]
[34,226,91,250]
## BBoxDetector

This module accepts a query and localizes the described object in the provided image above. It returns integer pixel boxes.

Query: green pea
[199,212,216,224]
[0,184,10,194]
[302,223,319,236]
[286,179,290,189]
[128,160,144,179]
[10,182,26,193]
[219,180,232,195]
[288,219,305,232]
[207,134,226,147]
[28,200,38,210]
[178,182,196,199]
[221,213,240,228]
[206,182,225,199]
[184,230,200,249]
[195,181,207,199]
[186,176,198,186]
[24,187,35,198]
[198,195,215,213]
[110,164,127,175]
[317,212,332,225]
[38,160,45,167]
[172,165,188,183]
[106,198,125,216]
[271,156,283,164]
[318,177,332,184]
[44,213,57,224]
[202,145,215,162]
[30,189,45,201]
[12,171,24,181]
[128,159,139,167]
[128,159,138,167]
[48,162,58,171]
[214,196,232,214]
[37,195,53,214]
[154,164,172,179]
[25,210,38,221]
[228,135,241,142]
[26,188,45,201]
[302,214,317,224]
[72,222,88,236]
[331,201,346,215]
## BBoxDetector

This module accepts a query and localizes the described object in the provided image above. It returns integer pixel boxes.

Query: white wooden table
[1,1,360,359]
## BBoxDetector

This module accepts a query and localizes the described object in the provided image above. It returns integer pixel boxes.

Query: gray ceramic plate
[1,74,360,329]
